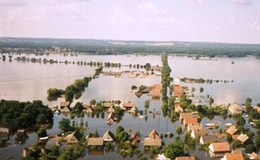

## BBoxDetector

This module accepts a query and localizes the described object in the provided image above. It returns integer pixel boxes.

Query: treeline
[47,66,103,102]
[161,53,172,115]
[180,77,233,84]
[1,37,259,57]
[0,100,53,131]
[47,76,92,102]
[15,56,122,68]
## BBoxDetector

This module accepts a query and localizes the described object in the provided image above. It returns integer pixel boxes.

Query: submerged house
[106,112,117,125]
[173,84,183,98]
[102,102,114,109]
[129,132,141,145]
[130,106,138,114]
[209,142,230,158]
[187,123,203,132]
[107,106,115,113]
[83,104,94,114]
[59,102,70,113]
[103,130,115,142]
[221,152,243,160]
[65,130,82,144]
[175,103,184,112]
[122,102,135,110]
[0,127,9,135]
[226,126,238,135]
[228,103,243,115]
[200,135,218,145]
[0,126,9,139]
[248,152,260,160]
[87,137,104,147]
[183,117,198,127]
[143,129,161,148]
[191,128,206,139]
[151,84,161,99]
[236,134,249,144]
[175,156,196,160]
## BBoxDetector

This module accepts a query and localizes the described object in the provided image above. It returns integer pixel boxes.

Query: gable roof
[226,126,238,135]
[175,103,184,112]
[102,102,113,108]
[173,85,183,98]
[187,123,203,132]
[175,156,196,160]
[103,130,115,142]
[152,89,161,98]
[60,101,69,107]
[148,129,160,139]
[130,106,138,113]
[223,152,243,160]
[249,152,260,159]
[180,112,194,120]
[183,117,198,126]
[107,106,115,113]
[87,137,104,146]
[200,135,218,144]
[129,132,141,141]
[191,128,205,138]
[236,134,249,143]
[84,104,93,113]
[122,102,135,108]
[66,130,82,142]
[209,142,230,152]
[229,103,242,114]
[143,138,161,146]
[153,84,161,90]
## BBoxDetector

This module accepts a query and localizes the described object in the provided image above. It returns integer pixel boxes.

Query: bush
[176,126,182,135]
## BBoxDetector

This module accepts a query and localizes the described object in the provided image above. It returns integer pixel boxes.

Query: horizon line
[1,36,260,45]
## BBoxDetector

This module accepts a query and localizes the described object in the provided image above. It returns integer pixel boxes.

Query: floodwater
[0,54,259,159]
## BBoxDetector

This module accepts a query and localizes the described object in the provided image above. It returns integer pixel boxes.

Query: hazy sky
[1,0,259,43]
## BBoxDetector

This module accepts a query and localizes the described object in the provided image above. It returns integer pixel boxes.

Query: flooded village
[0,44,259,160]
[2,0,260,159]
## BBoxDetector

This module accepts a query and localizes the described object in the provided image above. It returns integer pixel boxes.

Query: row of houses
[59,101,137,114]
[65,129,162,149]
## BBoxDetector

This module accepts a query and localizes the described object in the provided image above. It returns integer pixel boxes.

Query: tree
[90,99,96,105]
[245,144,255,153]
[73,102,83,114]
[245,98,252,113]
[232,140,242,149]
[164,139,186,159]
[93,129,99,137]
[176,126,182,135]
[236,116,246,126]
[59,118,71,132]
[209,97,214,106]
[116,126,124,135]
[144,100,150,110]
[37,128,47,137]
[36,114,47,124]
[115,126,129,142]
[255,136,260,147]
[117,131,129,142]
[131,85,137,90]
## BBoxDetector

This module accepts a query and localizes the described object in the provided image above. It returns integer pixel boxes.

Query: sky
[0,0,259,44]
